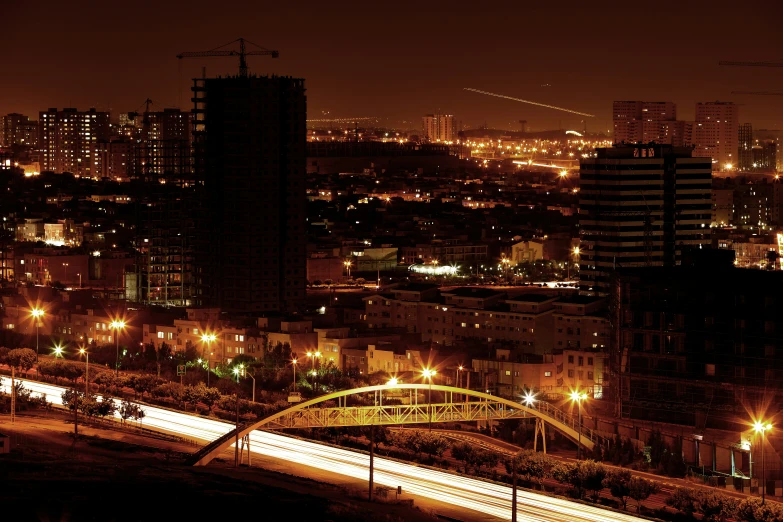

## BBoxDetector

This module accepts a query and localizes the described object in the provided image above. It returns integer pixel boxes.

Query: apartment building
[363,284,602,354]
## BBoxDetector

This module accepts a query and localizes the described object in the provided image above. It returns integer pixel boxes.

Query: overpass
[188,384,600,466]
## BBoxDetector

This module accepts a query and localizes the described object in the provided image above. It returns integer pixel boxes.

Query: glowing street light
[422,368,437,432]
[344,259,352,279]
[291,358,298,391]
[387,377,398,386]
[53,344,64,358]
[31,307,45,366]
[523,390,537,408]
[79,347,89,395]
[201,333,217,386]
[570,390,589,460]
[753,420,773,504]
[110,320,126,376]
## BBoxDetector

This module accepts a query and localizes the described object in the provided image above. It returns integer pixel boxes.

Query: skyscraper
[612,101,677,145]
[39,108,110,177]
[691,101,739,171]
[192,75,307,313]
[579,144,712,296]
[422,114,454,143]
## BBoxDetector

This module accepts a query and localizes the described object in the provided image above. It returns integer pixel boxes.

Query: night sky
[4,0,783,132]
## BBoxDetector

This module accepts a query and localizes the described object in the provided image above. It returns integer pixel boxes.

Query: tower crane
[177,37,279,78]
[731,91,783,97]
[718,61,783,68]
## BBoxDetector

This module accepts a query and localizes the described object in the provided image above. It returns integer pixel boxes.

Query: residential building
[136,108,191,183]
[711,188,734,226]
[471,347,607,400]
[612,101,677,145]
[578,144,712,296]
[94,137,133,180]
[191,75,307,313]
[2,113,38,148]
[738,123,753,171]
[363,284,579,354]
[422,114,454,143]
[691,101,739,170]
[509,239,544,265]
[614,264,783,481]
[39,108,110,177]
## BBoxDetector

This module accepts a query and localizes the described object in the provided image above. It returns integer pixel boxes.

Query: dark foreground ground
[0,413,440,522]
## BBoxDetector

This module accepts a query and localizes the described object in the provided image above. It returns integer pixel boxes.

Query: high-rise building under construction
[191,75,307,313]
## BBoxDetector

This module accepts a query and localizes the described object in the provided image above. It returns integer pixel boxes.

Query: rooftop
[441,287,505,299]
[506,293,557,303]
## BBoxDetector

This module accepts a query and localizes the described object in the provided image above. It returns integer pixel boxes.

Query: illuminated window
[157,331,164,339]
[544,371,552,377]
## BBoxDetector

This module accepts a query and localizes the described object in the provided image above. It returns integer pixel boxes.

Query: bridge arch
[189,384,596,466]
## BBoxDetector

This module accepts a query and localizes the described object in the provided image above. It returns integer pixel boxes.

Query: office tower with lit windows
[2,113,38,148]
[39,108,110,177]
[191,75,307,313]
[691,101,739,171]
[579,144,712,296]
[422,114,454,143]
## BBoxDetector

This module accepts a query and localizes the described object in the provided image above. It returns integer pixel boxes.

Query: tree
[201,386,222,413]
[628,476,660,514]
[696,490,738,522]
[506,450,551,489]
[578,460,608,502]
[736,497,783,522]
[182,383,205,411]
[4,348,36,375]
[604,469,633,510]
[119,399,136,425]
[666,437,687,477]
[665,487,697,516]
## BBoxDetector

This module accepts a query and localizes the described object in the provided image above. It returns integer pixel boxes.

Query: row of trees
[666,488,783,522]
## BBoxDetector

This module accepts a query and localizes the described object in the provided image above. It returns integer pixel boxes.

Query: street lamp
[422,368,437,432]
[753,421,773,504]
[110,320,126,376]
[53,344,64,358]
[523,390,537,408]
[201,333,217,387]
[570,390,588,459]
[387,377,398,386]
[291,358,298,391]
[456,365,464,388]
[569,247,580,281]
[31,307,45,366]
[62,262,69,283]
[344,259,352,279]
[79,347,89,395]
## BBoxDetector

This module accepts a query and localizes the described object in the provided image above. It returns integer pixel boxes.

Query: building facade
[2,113,38,148]
[422,114,454,143]
[39,108,110,177]
[612,101,678,145]
[692,101,739,170]
[579,144,712,296]
[192,75,307,313]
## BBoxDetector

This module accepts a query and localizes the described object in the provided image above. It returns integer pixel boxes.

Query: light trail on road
[2,376,644,522]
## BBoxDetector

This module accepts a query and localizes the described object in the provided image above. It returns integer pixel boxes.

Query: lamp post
[79,347,89,395]
[569,247,580,281]
[570,390,588,460]
[344,259,352,279]
[201,333,217,387]
[63,262,69,284]
[456,365,463,388]
[754,421,773,504]
[422,368,437,432]
[53,344,64,358]
[291,358,298,391]
[31,307,44,376]
[110,320,126,376]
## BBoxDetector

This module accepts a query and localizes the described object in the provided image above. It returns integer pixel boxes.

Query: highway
[1,376,645,522]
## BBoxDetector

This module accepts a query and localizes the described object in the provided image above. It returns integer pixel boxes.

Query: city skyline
[3,1,783,132]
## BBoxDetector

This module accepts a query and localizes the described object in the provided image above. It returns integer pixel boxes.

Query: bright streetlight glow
[53,344,64,357]
[201,333,217,343]
[754,421,773,433]
[31,308,44,319]
[387,378,398,386]
[422,368,436,379]
[523,391,537,407]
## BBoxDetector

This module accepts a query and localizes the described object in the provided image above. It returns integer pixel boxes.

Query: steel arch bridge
[188,384,598,466]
